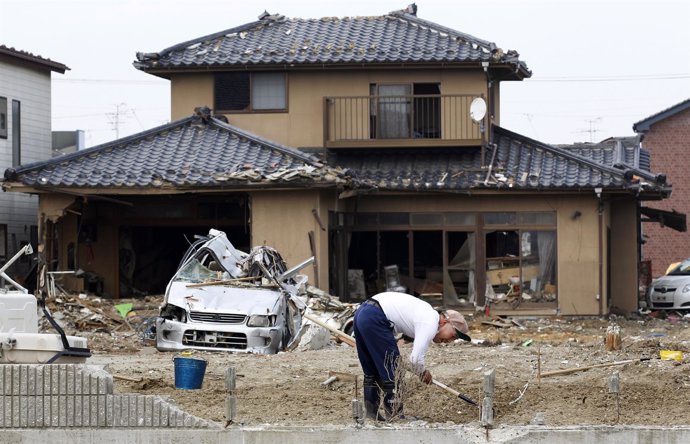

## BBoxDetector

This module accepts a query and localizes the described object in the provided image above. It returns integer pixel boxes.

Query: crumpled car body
[156,229,308,354]
[648,258,690,310]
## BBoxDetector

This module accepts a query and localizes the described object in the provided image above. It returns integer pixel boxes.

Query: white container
[0,293,38,333]
[0,333,88,364]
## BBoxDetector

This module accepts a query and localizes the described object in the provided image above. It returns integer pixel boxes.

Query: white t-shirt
[371,292,439,374]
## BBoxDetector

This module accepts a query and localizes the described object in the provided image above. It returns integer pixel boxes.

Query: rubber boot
[379,380,402,420]
[363,375,380,420]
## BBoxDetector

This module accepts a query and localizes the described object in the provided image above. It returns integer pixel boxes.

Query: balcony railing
[325,94,484,148]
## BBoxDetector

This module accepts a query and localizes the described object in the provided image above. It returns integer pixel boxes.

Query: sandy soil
[75,310,690,427]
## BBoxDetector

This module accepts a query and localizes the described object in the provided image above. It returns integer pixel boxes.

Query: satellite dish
[469,97,487,123]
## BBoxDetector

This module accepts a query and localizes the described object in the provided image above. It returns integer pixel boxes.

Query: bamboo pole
[303,313,356,346]
[539,359,641,378]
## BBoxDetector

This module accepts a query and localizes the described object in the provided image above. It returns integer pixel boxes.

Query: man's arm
[408,321,438,382]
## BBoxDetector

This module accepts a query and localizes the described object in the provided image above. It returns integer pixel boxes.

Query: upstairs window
[0,97,7,139]
[12,100,20,166]
[214,72,287,112]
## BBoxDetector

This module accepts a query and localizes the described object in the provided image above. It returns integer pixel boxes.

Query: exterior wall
[250,189,334,286]
[169,69,488,148]
[345,193,608,315]
[0,58,53,275]
[609,198,639,313]
[641,109,690,277]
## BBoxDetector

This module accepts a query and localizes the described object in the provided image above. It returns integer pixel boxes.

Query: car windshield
[175,250,230,283]
[668,259,690,276]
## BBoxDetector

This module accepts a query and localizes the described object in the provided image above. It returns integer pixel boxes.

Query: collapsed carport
[2,109,351,299]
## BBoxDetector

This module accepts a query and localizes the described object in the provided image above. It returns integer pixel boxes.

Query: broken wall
[609,198,639,313]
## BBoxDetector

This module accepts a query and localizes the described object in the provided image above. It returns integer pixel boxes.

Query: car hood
[166,281,283,314]
[651,275,690,287]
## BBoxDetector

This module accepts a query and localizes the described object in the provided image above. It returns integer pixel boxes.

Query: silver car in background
[156,229,310,354]
[648,258,690,310]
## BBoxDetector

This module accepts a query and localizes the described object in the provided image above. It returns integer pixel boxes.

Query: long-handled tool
[432,379,478,406]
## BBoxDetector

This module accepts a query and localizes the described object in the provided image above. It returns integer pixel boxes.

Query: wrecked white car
[156,229,310,354]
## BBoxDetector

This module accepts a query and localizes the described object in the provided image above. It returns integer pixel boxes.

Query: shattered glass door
[446,232,476,307]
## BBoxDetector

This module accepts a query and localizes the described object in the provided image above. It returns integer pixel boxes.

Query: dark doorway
[119,225,249,298]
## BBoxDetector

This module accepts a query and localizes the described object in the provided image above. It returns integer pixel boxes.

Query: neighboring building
[0,45,67,279]
[634,98,690,277]
[1,7,671,316]
[52,130,85,157]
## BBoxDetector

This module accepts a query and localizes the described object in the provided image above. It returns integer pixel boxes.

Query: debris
[539,357,652,378]
[521,339,533,347]
[303,313,355,347]
[481,319,513,329]
[605,324,621,351]
[660,350,683,362]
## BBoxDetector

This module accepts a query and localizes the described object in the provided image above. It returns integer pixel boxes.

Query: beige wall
[170,69,488,148]
[344,193,609,315]
[250,189,336,286]
[609,199,639,313]
[171,74,213,119]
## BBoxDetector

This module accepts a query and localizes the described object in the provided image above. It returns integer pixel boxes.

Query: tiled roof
[633,98,690,132]
[2,112,350,190]
[0,45,69,73]
[134,9,529,79]
[557,136,640,169]
[328,126,669,195]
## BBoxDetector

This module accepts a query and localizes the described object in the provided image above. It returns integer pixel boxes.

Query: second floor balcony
[325,94,485,148]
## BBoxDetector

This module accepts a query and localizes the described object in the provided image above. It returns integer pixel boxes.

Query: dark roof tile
[134,10,529,78]
[329,126,668,194]
[5,114,350,190]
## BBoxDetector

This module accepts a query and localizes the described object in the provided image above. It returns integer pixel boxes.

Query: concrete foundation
[1,425,690,443]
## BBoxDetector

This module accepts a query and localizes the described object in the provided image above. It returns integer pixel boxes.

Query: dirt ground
[59,299,690,427]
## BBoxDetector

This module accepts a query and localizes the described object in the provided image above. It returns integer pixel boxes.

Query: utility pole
[106,103,133,139]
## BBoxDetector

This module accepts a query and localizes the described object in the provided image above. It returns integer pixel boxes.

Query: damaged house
[1,6,672,315]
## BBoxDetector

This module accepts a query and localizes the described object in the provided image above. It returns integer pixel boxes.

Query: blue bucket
[173,356,207,390]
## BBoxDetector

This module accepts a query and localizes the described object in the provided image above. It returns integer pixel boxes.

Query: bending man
[353,291,471,420]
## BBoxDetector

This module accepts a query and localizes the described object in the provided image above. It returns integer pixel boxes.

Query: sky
[1,0,689,148]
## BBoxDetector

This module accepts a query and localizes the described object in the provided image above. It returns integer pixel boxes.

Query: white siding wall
[0,60,52,272]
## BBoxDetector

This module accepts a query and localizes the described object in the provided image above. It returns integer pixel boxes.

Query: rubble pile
[38,294,161,353]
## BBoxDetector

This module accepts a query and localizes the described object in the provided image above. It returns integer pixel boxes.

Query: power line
[531,73,690,82]
[54,78,166,85]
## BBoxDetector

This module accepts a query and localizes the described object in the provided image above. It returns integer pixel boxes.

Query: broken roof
[633,98,690,133]
[328,126,669,197]
[133,8,530,79]
[0,45,69,73]
[2,110,350,192]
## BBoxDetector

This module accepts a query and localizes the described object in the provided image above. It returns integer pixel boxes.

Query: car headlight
[247,315,273,327]
[682,284,690,293]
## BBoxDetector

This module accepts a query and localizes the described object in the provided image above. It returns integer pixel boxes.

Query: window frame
[0,224,7,261]
[214,72,288,114]
[0,97,7,139]
[12,99,20,166]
